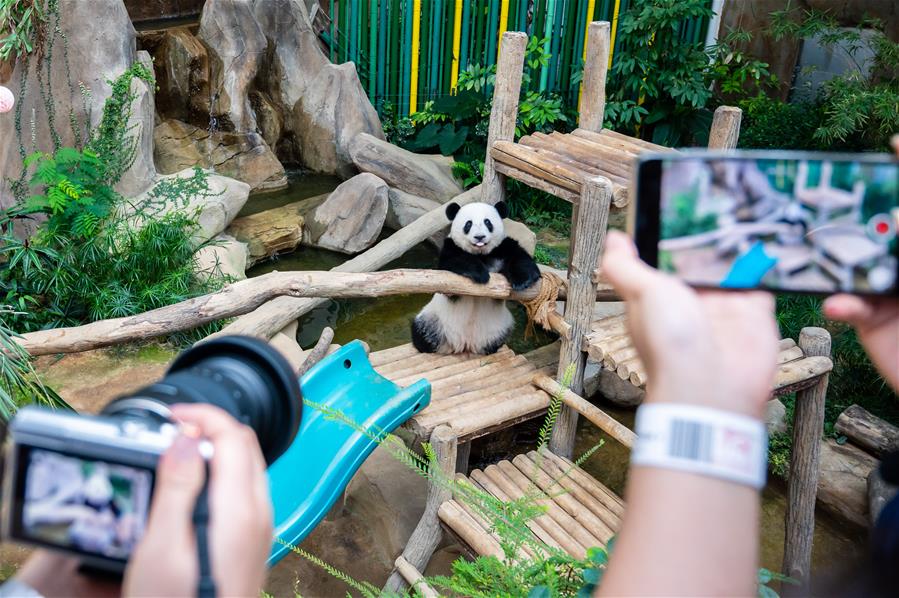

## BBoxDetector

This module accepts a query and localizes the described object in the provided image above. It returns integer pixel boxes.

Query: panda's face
[447,202,506,255]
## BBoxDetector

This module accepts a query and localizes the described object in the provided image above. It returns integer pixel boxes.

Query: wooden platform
[439,449,624,560]
[583,314,834,393]
[490,128,676,208]
[370,343,560,443]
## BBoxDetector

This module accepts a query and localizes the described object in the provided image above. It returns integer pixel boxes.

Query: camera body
[1,406,173,571]
[0,335,302,573]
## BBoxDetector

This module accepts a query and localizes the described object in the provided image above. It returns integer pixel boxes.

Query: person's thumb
[601,230,665,301]
[146,434,204,528]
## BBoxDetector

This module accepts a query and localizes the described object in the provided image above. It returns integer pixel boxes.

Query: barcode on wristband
[669,419,713,462]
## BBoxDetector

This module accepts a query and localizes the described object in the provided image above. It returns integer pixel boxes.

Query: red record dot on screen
[867,213,895,242]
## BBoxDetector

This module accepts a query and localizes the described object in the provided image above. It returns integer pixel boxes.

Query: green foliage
[737,95,826,151]
[0,307,68,420]
[0,0,47,60]
[1,64,225,335]
[758,567,799,597]
[769,8,899,151]
[606,0,771,146]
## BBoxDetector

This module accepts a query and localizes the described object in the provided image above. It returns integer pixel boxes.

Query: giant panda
[411,201,540,355]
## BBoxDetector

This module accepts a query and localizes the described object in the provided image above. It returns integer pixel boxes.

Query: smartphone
[632,151,899,295]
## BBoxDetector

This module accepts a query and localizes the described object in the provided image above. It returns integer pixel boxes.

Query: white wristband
[632,403,768,489]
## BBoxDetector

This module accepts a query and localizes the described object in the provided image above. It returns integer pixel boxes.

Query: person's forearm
[598,393,761,597]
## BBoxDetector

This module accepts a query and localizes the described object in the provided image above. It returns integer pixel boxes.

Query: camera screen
[16,448,153,561]
[658,157,898,293]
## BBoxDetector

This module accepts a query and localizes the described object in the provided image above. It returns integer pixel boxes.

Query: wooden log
[493,162,582,203]
[606,346,639,370]
[817,437,876,529]
[369,343,420,367]
[437,501,504,558]
[584,333,631,362]
[708,106,742,150]
[456,441,471,474]
[579,21,611,133]
[629,365,648,388]
[511,453,617,542]
[615,356,642,382]
[571,128,674,155]
[496,460,601,552]
[589,314,627,336]
[225,198,315,266]
[452,392,551,441]
[779,338,797,351]
[533,373,636,449]
[542,132,632,180]
[450,474,536,560]
[868,467,898,525]
[296,326,334,377]
[21,265,595,357]
[783,327,831,591]
[392,349,517,387]
[490,142,585,192]
[384,424,458,593]
[778,346,804,364]
[538,450,625,516]
[482,32,528,205]
[214,183,483,341]
[835,404,899,459]
[520,133,630,183]
[773,356,833,393]
[514,453,620,533]
[393,556,439,598]
[550,177,612,459]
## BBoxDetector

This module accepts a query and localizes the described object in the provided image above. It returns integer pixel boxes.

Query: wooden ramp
[583,314,834,394]
[369,343,560,443]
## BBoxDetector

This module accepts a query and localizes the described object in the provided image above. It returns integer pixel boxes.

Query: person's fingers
[823,294,874,325]
[601,230,667,301]
[143,434,204,536]
[169,403,245,441]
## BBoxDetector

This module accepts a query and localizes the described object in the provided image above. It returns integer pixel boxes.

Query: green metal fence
[322,1,711,118]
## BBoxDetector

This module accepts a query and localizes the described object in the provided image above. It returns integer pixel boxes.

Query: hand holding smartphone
[632,151,899,296]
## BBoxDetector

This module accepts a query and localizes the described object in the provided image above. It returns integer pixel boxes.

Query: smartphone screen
[634,153,899,295]
[10,446,154,562]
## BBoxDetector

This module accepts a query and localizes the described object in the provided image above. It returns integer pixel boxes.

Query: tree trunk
[835,404,899,459]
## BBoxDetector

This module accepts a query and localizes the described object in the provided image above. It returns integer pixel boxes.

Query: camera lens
[103,336,302,465]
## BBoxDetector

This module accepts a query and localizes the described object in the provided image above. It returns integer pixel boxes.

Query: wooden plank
[708,106,742,150]
[491,142,585,192]
[520,134,630,184]
[583,333,631,361]
[451,474,537,560]
[514,452,619,537]
[369,343,419,367]
[388,348,514,383]
[571,128,674,155]
[493,161,581,203]
[377,350,472,377]
[452,391,551,438]
[589,313,627,335]
[605,345,638,370]
[774,356,833,391]
[779,338,798,351]
[394,556,439,598]
[540,450,625,514]
[481,464,588,557]
[496,460,603,551]
[543,132,633,179]
[438,501,504,558]
[423,354,529,397]
[778,346,805,364]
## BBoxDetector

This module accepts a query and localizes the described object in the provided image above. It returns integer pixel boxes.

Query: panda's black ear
[445,202,460,221]
[494,201,508,219]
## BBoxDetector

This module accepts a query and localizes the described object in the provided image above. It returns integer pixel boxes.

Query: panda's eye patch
[463,220,472,234]
[484,219,494,233]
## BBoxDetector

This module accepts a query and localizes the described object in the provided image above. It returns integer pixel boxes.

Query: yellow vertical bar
[577,0,598,114]
[410,0,421,115]
[609,0,622,68]
[450,0,463,92]
[497,0,510,59]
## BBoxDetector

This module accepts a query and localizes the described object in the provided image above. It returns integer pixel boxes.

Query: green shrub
[738,95,826,151]
[0,63,225,333]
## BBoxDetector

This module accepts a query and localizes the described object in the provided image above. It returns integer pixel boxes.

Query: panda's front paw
[509,265,540,291]
[464,269,490,284]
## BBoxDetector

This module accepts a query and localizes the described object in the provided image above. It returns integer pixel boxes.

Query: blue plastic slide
[266,341,431,565]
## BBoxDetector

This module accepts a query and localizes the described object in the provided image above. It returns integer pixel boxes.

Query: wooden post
[579,21,610,133]
[782,327,831,593]
[481,32,527,205]
[708,105,742,150]
[384,425,458,592]
[456,441,472,473]
[549,177,612,459]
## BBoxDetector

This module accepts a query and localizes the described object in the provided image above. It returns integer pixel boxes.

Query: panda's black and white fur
[411,201,540,355]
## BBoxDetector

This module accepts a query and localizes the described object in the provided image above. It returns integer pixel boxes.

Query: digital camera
[1,335,302,573]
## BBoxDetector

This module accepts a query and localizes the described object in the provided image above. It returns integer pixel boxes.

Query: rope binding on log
[521,271,565,338]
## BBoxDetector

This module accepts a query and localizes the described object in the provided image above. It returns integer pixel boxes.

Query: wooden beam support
[783,327,831,592]
[482,32,527,205]
[579,21,610,133]
[549,176,612,458]
[384,425,458,592]
[708,105,742,150]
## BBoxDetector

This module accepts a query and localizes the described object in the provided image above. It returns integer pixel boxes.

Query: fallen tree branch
[17,269,619,357]
[296,327,335,377]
